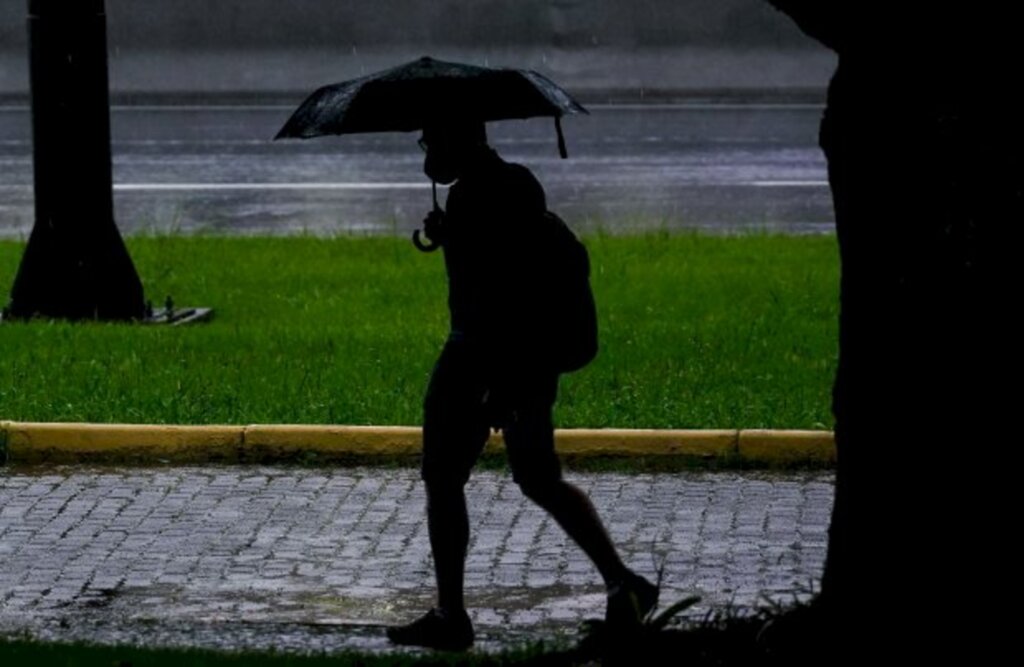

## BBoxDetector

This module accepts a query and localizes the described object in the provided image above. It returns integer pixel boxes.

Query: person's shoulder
[451,150,547,214]
[499,159,540,185]
[498,160,546,207]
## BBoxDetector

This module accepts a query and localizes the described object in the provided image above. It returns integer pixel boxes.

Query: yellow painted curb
[0,420,9,463]
[5,422,244,463]
[239,427,737,459]
[553,429,737,457]
[243,425,422,458]
[0,421,836,466]
[737,429,836,464]
[474,429,738,459]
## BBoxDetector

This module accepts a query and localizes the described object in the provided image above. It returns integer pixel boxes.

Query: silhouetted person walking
[386,122,657,650]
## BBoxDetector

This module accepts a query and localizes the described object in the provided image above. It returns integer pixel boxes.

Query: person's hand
[423,209,446,243]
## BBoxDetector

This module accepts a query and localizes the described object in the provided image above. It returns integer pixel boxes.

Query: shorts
[421,338,562,488]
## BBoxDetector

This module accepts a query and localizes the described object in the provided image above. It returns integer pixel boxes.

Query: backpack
[539,211,598,373]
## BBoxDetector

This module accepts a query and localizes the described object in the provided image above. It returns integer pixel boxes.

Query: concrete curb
[0,421,835,466]
[245,425,422,459]
[2,422,243,464]
[738,429,837,465]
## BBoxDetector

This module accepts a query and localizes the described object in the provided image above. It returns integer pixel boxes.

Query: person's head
[420,121,488,184]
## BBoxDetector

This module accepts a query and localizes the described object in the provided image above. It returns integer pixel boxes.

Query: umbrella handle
[412,229,440,252]
[412,180,443,252]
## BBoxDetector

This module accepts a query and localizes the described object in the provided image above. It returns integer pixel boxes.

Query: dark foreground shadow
[762,2,1019,663]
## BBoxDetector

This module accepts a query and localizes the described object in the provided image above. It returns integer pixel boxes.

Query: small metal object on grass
[143,307,214,326]
[1,306,213,325]
[143,296,213,325]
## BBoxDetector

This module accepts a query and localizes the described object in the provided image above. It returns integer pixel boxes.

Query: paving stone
[0,466,833,654]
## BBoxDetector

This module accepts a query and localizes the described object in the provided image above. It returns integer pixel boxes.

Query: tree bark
[767,2,1018,659]
[6,0,144,321]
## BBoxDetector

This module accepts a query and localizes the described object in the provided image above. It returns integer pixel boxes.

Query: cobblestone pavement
[0,466,834,654]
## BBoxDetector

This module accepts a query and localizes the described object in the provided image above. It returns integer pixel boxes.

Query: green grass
[0,637,560,666]
[0,233,838,429]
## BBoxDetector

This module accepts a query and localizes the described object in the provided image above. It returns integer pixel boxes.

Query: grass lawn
[0,604,815,666]
[0,637,556,666]
[0,233,838,429]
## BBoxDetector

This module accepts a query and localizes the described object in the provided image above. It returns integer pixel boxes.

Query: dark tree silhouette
[766,3,1017,661]
[6,0,145,320]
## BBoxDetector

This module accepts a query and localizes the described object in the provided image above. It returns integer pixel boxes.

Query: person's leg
[388,341,489,649]
[425,479,470,612]
[520,478,628,584]
[503,374,657,622]
[387,479,475,650]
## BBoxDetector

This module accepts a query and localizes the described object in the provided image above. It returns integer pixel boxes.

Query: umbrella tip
[272,123,295,141]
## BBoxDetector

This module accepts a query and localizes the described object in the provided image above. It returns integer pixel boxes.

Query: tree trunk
[768,2,1017,659]
[6,0,144,321]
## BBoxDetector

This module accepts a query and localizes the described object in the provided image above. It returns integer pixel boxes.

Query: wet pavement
[0,466,833,654]
[0,103,832,239]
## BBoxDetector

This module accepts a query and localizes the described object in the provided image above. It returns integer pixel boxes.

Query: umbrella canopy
[274,56,587,155]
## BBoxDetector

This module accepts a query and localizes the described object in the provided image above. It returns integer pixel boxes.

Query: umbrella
[274,56,587,251]
[274,56,587,157]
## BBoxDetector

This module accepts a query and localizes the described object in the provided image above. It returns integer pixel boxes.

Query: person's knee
[425,475,465,498]
[515,473,563,505]
[508,437,563,505]
[424,480,466,514]
[421,414,489,491]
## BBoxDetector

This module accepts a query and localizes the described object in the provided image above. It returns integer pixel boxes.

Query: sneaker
[606,572,659,627]
[386,607,475,651]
